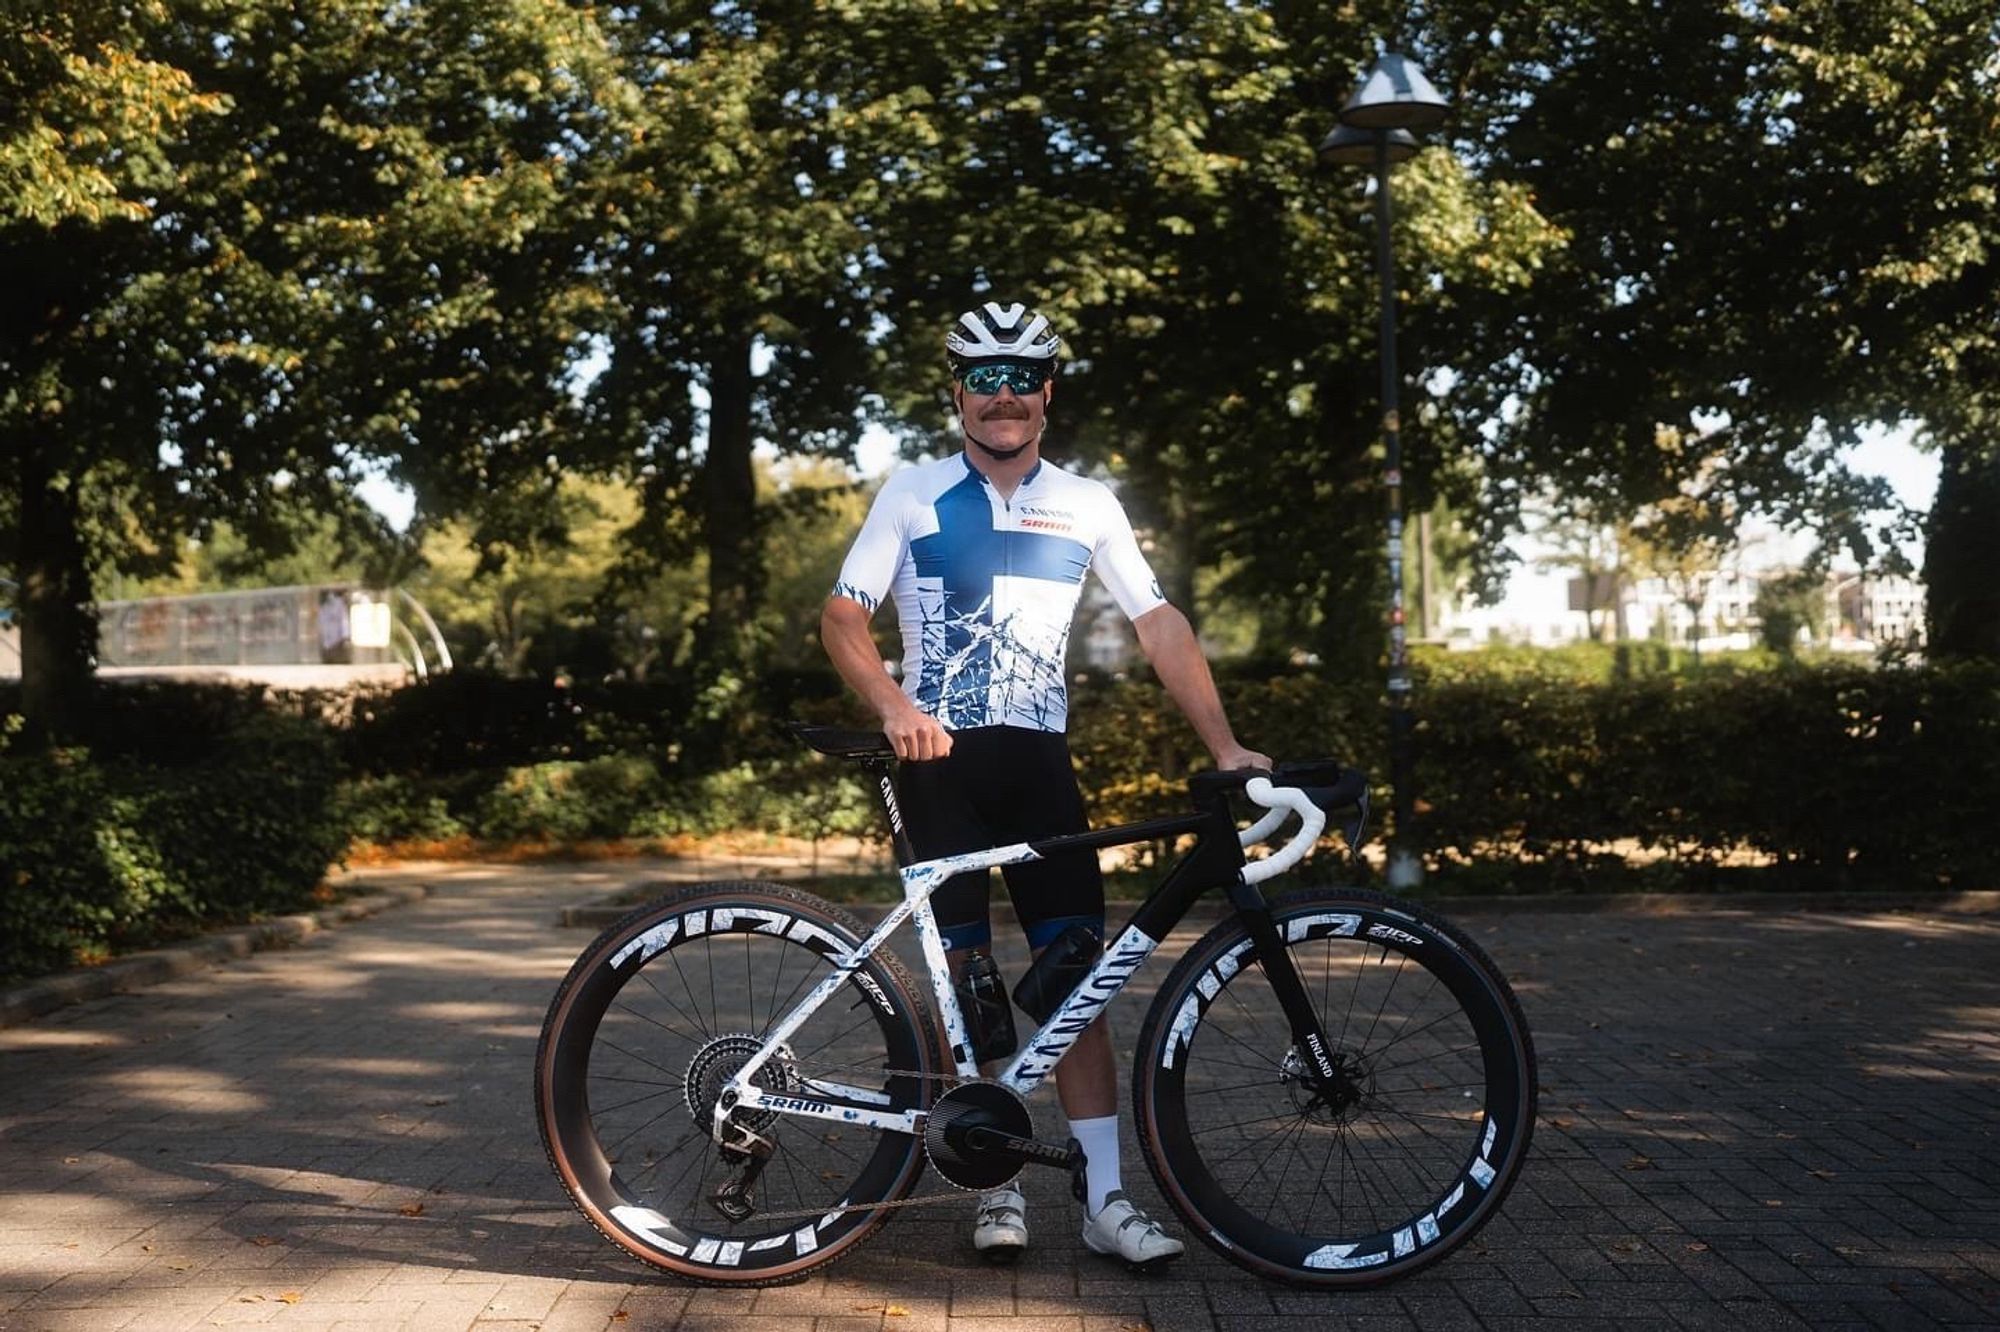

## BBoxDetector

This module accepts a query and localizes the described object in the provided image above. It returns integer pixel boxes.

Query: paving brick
[0,863,1994,1329]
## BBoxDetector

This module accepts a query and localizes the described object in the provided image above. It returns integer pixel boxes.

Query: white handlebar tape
[1239,776,1328,886]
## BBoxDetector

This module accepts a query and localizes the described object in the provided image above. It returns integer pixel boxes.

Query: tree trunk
[698,332,760,669]
[1924,435,2000,659]
[12,450,97,743]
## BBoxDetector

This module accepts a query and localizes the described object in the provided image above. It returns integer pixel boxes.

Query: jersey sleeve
[828,473,909,615]
[1092,488,1170,621]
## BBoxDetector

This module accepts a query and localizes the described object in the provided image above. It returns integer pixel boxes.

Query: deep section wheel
[536,882,939,1285]
[1134,888,1536,1287]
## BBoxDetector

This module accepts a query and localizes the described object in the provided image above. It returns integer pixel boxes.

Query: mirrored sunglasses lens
[963,364,1043,395]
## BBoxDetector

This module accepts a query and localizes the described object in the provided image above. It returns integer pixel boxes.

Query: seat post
[859,756,918,868]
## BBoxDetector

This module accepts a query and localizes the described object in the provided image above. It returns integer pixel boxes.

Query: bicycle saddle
[789,722,895,760]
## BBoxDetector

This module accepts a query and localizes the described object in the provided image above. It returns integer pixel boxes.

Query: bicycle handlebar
[1240,777,1329,886]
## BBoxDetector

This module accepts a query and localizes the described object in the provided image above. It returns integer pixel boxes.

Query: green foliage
[0,712,348,982]
[1414,662,2000,884]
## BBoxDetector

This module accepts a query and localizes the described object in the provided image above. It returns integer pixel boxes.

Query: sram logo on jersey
[1016,505,1076,534]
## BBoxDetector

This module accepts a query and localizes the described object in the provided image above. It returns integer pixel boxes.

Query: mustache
[980,403,1029,419]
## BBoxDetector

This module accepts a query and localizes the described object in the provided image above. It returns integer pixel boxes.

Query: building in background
[0,584,453,687]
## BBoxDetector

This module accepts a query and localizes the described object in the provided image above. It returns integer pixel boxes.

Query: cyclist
[820,300,1271,1270]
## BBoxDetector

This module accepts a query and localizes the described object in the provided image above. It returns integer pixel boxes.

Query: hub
[685,1034,798,1143]
[1280,1044,1372,1125]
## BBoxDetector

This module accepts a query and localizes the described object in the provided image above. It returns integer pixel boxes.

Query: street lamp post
[1318,52,1448,890]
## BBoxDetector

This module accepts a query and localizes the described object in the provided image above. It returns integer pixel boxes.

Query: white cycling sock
[1067,1114,1121,1214]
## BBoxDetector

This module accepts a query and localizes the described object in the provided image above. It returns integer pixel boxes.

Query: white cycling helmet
[945,301,1062,374]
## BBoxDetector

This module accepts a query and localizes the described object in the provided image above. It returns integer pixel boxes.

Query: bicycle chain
[702,1060,1020,1222]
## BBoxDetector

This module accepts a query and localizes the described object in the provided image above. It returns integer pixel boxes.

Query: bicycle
[535,725,1536,1288]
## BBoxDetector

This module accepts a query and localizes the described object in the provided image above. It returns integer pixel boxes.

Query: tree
[1532,505,1629,642]
[574,1,942,674]
[0,0,632,738]
[860,1,1564,670]
[1428,0,1996,651]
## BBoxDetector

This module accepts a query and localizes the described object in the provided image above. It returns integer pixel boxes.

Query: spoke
[705,934,719,1034]
[634,966,710,1047]
[776,1137,812,1211]
[1197,1113,1313,1172]
[665,938,714,1041]
[592,1083,686,1117]
[1195,1012,1288,1076]
[760,932,794,1037]
[606,1099,689,1156]
[624,1127,702,1187]
[789,1005,880,1066]
[1182,1076,1290,1098]
[1361,1101,1453,1198]
[1355,947,1411,1054]
[611,995,704,1049]
[1360,1000,1467,1064]
[1256,1108,1315,1231]
[1369,1041,1486,1081]
[1189,1105,1320,1142]
[591,1072,680,1089]
[596,1035,685,1082]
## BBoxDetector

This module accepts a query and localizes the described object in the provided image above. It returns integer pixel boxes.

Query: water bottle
[1012,924,1102,1024]
[956,951,1017,1063]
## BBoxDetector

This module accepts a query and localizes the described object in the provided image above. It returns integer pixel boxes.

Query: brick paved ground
[1,860,1996,1331]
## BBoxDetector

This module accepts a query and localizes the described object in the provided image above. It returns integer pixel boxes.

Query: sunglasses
[958,362,1050,396]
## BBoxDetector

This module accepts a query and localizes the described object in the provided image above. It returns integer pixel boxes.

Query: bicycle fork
[1226,879,1363,1114]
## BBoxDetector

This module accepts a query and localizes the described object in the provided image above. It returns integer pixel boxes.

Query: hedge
[0,712,348,983]
[5,658,1994,981]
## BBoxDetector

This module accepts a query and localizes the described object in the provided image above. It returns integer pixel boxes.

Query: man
[820,301,1270,1269]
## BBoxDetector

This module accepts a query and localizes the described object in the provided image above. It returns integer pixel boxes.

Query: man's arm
[1131,604,1271,771]
[820,597,953,761]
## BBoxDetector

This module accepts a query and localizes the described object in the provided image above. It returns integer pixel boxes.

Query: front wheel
[535,881,940,1285]
[1133,888,1536,1288]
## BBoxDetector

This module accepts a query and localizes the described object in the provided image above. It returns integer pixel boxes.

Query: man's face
[955,360,1052,453]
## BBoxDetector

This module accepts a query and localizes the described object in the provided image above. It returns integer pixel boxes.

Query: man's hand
[1211,744,1273,773]
[883,703,954,762]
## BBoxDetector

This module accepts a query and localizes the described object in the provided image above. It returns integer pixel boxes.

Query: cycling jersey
[831,452,1167,732]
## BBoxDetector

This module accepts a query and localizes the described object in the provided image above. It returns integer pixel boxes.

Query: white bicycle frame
[715,777,1325,1142]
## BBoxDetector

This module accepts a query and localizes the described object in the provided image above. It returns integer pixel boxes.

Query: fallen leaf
[397,1202,426,1218]
[884,1307,909,1318]
[249,1235,281,1247]
[1686,1241,1710,1253]
[1809,1168,1837,1181]
[1609,1240,1643,1254]
[141,1244,155,1253]
[610,1312,630,1324]
[1623,1155,1656,1171]
[62,1156,80,1164]
[168,1263,192,1272]
[277,1292,302,1305]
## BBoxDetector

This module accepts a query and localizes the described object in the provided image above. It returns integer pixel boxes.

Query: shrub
[0,711,349,982]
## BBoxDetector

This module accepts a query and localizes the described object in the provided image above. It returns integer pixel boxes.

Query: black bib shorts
[896,726,1104,955]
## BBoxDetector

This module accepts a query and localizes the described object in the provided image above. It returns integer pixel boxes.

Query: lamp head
[1317,124,1420,168]
[1338,52,1448,131]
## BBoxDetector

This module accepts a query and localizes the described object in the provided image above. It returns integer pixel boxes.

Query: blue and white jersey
[831,452,1168,733]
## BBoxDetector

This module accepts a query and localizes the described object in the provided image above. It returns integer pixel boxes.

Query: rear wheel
[1134,888,1536,1287]
[536,882,939,1285]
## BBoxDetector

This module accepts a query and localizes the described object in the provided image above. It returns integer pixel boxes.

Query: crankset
[923,1081,1084,1192]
